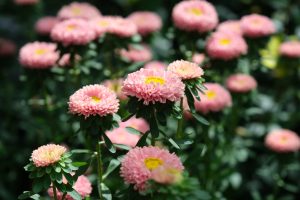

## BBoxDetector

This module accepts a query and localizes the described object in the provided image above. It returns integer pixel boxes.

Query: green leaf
[121,113,135,122]
[136,131,150,147]
[114,144,131,151]
[168,138,181,149]
[113,113,121,123]
[64,173,74,186]
[68,190,81,200]
[102,133,116,153]
[18,191,32,199]
[24,163,35,172]
[103,159,121,179]
[46,166,52,174]
[185,88,196,113]
[55,166,62,173]
[125,127,142,135]
[101,183,112,200]
[71,149,92,154]
[72,162,88,167]
[192,112,210,125]
[32,178,44,193]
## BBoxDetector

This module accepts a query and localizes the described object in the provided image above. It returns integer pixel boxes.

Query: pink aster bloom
[206,31,248,60]
[19,42,59,69]
[194,83,232,114]
[151,166,183,185]
[35,16,59,35]
[265,129,300,153]
[144,61,167,70]
[58,2,101,20]
[14,0,38,5]
[217,20,242,35]
[279,41,300,58]
[102,79,127,100]
[107,16,137,37]
[122,68,185,105]
[0,38,16,56]
[241,14,276,38]
[120,146,184,191]
[48,175,92,200]
[51,19,96,46]
[119,44,152,62]
[31,144,66,167]
[167,60,204,80]
[226,74,257,93]
[58,53,81,67]
[68,84,119,118]
[127,11,162,36]
[89,16,114,37]
[172,0,218,33]
[192,53,206,65]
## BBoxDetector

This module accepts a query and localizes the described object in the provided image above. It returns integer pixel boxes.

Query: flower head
[89,16,113,37]
[151,166,183,185]
[172,0,218,33]
[192,53,206,65]
[31,144,67,167]
[241,14,276,38]
[107,16,137,37]
[35,16,59,35]
[68,84,119,118]
[206,31,248,60]
[122,68,185,105]
[120,146,184,190]
[119,44,152,62]
[167,60,204,80]
[265,129,300,153]
[280,41,300,58]
[217,20,242,35]
[51,19,96,46]
[226,74,257,93]
[102,79,127,100]
[127,11,162,36]
[19,42,59,69]
[58,2,101,20]
[58,53,81,67]
[144,61,167,70]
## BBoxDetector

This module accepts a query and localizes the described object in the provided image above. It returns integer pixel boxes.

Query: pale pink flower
[14,0,38,5]
[58,53,81,67]
[58,2,101,20]
[35,16,59,35]
[102,79,127,100]
[217,20,242,35]
[192,53,206,65]
[144,61,167,70]
[279,41,300,58]
[226,74,257,93]
[172,0,218,33]
[68,84,119,118]
[167,60,204,80]
[19,42,59,69]
[241,14,276,38]
[265,129,300,153]
[51,19,96,46]
[127,11,162,36]
[89,16,114,37]
[119,44,152,62]
[194,83,232,114]
[151,166,183,184]
[206,31,248,60]
[0,38,16,56]
[48,175,92,200]
[120,146,184,190]
[31,144,66,167]
[106,16,137,37]
[122,68,185,105]
[121,117,149,133]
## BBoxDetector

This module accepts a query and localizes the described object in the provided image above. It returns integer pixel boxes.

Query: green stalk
[96,141,104,200]
[52,184,58,200]
[176,98,184,139]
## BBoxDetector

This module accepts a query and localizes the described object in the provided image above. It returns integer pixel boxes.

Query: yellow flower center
[72,7,81,15]
[219,38,231,46]
[66,24,77,31]
[145,76,165,85]
[280,136,288,143]
[98,20,109,27]
[35,49,47,55]
[206,90,216,100]
[188,8,203,16]
[144,157,164,170]
[91,96,101,102]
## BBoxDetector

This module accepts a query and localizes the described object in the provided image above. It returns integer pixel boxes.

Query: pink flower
[265,129,300,153]
[144,61,167,70]
[31,144,67,167]
[14,0,38,5]
[167,60,204,80]
[68,84,119,118]
[89,16,114,37]
[48,175,92,200]
[58,2,101,20]
[127,11,162,36]
[120,146,184,190]
[19,42,59,69]
[105,117,149,147]
[122,68,185,105]
[51,19,96,46]
[58,53,81,67]
[0,38,16,56]
[206,31,248,60]
[119,44,152,62]
[192,53,206,65]
[106,16,137,38]
[102,79,127,100]
[35,16,59,35]
[193,83,232,114]
[172,0,218,33]
[226,74,257,93]
[279,41,300,58]
[241,14,276,38]
[217,20,242,35]
[151,166,183,184]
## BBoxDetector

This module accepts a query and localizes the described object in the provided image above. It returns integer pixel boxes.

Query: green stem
[176,98,184,139]
[96,142,104,200]
[61,193,67,200]
[52,184,58,200]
